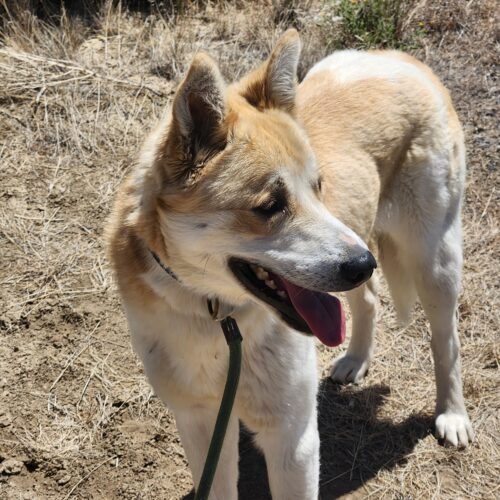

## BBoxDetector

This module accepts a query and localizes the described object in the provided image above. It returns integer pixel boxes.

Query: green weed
[323,0,424,50]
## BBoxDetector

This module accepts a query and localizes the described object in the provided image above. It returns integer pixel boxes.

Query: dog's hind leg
[410,219,473,447]
[175,408,239,500]
[330,272,378,384]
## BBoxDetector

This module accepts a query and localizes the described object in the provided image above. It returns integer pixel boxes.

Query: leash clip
[207,298,241,345]
[207,298,234,322]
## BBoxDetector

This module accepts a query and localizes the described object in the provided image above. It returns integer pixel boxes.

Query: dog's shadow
[184,379,433,499]
[315,380,433,499]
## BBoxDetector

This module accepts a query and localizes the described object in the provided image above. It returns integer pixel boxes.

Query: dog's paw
[329,354,369,384]
[435,412,474,447]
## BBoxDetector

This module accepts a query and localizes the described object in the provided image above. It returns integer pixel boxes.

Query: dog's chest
[137,314,227,401]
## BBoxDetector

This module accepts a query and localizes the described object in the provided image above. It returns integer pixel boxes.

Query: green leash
[194,313,243,500]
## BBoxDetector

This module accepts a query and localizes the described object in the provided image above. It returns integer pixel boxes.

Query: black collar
[150,251,180,282]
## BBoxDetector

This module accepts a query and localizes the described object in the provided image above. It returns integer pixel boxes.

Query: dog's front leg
[255,406,319,500]
[330,276,378,384]
[175,407,239,500]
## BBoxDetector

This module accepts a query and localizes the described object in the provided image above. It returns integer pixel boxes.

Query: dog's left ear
[160,53,227,183]
[172,53,226,144]
[238,29,301,113]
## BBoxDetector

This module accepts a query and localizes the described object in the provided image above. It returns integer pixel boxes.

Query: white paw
[435,412,474,447]
[330,354,370,384]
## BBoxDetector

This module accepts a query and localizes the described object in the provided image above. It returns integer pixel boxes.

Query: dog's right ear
[160,53,227,184]
[237,29,301,114]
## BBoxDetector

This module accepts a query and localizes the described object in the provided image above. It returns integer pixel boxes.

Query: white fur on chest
[124,263,317,422]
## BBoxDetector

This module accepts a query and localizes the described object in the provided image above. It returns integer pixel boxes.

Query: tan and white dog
[107,30,473,499]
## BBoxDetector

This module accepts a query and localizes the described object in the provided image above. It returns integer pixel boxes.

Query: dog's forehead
[219,108,317,182]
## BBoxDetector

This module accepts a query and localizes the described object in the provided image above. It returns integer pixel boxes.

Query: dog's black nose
[339,249,377,287]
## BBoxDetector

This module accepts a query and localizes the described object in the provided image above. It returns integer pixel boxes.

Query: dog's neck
[146,250,238,321]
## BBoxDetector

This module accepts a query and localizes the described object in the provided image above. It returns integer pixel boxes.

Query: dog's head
[137,30,376,346]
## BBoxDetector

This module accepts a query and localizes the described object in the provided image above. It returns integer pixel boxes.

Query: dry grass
[0,0,498,498]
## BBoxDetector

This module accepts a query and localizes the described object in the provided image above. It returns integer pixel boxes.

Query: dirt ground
[0,1,498,498]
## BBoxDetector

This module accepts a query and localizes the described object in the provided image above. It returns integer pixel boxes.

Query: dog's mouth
[228,257,345,347]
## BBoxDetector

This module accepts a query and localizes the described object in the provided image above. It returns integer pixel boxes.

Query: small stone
[0,459,23,475]
[0,412,12,428]
[57,474,71,485]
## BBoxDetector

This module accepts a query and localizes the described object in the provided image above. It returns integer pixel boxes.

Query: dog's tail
[377,235,417,325]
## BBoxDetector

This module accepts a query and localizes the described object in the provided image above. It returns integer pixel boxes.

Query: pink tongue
[273,275,346,347]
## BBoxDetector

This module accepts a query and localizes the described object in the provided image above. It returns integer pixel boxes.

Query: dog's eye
[252,197,286,218]
[317,177,322,192]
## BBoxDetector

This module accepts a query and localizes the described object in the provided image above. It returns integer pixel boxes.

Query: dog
[107,29,473,499]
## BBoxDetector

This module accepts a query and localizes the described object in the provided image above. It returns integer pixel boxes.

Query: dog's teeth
[255,267,269,281]
[265,279,277,289]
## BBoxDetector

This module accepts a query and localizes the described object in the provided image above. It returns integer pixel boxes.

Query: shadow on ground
[185,380,433,499]
[316,380,433,498]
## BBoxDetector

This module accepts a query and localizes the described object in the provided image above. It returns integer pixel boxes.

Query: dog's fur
[107,30,473,499]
